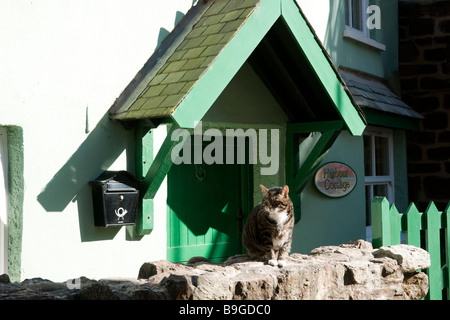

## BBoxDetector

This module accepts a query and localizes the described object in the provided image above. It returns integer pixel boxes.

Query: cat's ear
[260,184,268,196]
[281,185,289,197]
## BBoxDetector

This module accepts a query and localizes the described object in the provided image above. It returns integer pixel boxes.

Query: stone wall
[0,240,430,300]
[399,0,450,211]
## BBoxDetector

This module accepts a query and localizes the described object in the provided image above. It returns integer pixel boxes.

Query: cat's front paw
[277,259,286,267]
[268,259,278,267]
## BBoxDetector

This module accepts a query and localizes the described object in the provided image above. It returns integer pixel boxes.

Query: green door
[167,139,251,263]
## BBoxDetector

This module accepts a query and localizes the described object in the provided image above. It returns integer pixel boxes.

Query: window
[345,0,368,34]
[343,0,386,51]
[364,127,394,240]
[0,128,7,274]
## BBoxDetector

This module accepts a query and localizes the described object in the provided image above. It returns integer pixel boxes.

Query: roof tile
[202,1,228,17]
[141,84,167,98]
[221,9,245,22]
[128,98,148,111]
[181,56,208,70]
[199,13,226,26]
[161,60,187,74]
[160,71,186,84]
[202,23,226,36]
[202,33,226,46]
[161,82,187,95]
[160,94,187,108]
[182,46,207,60]
[180,68,205,82]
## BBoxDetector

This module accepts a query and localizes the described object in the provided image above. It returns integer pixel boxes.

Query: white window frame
[343,0,386,52]
[0,128,8,275]
[345,0,369,36]
[364,126,394,242]
[364,126,395,202]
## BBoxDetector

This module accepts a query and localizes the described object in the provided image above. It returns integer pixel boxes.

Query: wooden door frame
[166,135,253,262]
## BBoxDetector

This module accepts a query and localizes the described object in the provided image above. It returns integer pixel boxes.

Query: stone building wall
[398,0,450,211]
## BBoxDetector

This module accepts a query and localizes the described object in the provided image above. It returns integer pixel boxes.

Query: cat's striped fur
[242,185,294,267]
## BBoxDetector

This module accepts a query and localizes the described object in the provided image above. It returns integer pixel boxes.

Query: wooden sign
[314,162,357,198]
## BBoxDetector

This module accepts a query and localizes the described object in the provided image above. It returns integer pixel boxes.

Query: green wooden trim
[136,199,153,236]
[292,129,341,196]
[363,108,421,131]
[240,153,254,238]
[286,121,344,223]
[287,120,345,134]
[172,0,366,134]
[285,125,301,222]
[280,0,366,136]
[371,196,390,248]
[425,202,443,300]
[406,202,421,248]
[445,203,450,299]
[167,242,235,263]
[389,204,401,245]
[171,0,281,128]
[371,197,450,300]
[135,121,154,236]
[142,123,180,200]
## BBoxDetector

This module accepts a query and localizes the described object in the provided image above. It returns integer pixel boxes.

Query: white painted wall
[0,0,192,281]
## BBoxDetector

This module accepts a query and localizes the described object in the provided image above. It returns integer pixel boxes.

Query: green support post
[286,120,344,223]
[134,121,184,236]
[292,129,341,195]
[142,123,180,200]
[135,121,154,236]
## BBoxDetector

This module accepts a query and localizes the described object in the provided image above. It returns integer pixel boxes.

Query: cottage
[0,0,421,282]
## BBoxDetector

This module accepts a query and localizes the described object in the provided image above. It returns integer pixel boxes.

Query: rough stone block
[424,48,448,62]
[423,111,448,130]
[420,77,448,90]
[407,143,423,161]
[409,19,435,37]
[408,162,441,174]
[427,146,450,160]
[373,245,431,273]
[424,176,450,199]
[439,20,450,33]
[399,41,420,62]
[0,241,430,300]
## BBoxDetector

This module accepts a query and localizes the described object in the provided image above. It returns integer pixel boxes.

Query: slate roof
[110,0,262,120]
[339,67,423,119]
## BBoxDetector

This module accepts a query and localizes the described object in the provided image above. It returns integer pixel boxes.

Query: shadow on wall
[37,8,190,242]
[37,114,134,242]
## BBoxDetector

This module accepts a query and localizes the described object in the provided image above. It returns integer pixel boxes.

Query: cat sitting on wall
[242,185,294,267]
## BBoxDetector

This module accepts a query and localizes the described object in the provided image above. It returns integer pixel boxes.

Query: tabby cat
[242,185,294,267]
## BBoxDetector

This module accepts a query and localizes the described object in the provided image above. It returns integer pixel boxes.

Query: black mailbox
[90,171,140,227]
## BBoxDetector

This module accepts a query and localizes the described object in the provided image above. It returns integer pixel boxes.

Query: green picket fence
[371,197,450,300]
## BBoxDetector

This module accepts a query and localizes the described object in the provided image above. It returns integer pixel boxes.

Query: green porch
[109,0,366,262]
